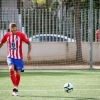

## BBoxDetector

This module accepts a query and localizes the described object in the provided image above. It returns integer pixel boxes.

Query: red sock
[16,74,20,87]
[10,70,17,87]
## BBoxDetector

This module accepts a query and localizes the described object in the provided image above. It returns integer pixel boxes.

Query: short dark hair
[9,23,17,28]
[7,28,10,32]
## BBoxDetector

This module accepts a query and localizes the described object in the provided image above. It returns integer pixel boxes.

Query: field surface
[0,69,100,100]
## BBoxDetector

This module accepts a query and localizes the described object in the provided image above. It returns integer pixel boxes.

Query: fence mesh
[0,0,100,69]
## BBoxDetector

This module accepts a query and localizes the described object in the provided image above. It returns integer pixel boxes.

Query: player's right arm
[0,34,7,48]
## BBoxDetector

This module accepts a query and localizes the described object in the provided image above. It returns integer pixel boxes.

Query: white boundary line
[0,89,100,92]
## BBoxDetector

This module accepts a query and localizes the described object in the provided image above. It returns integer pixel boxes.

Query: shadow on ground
[19,95,99,100]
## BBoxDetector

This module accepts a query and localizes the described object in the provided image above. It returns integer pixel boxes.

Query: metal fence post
[89,0,93,68]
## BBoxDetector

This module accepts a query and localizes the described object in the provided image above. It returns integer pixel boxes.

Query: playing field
[0,69,100,100]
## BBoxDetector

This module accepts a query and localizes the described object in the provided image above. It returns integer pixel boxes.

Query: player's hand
[27,52,31,61]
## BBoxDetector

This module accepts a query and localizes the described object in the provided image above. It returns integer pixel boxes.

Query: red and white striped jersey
[1,31,29,59]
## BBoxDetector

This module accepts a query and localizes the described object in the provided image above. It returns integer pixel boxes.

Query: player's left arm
[27,41,31,61]
[22,33,31,61]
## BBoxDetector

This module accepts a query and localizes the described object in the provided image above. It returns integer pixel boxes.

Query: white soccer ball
[64,82,73,93]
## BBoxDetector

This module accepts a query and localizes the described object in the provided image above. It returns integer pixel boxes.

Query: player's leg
[12,70,20,96]
[7,57,18,96]
[14,59,24,95]
[15,59,24,87]
[7,57,17,88]
[15,70,21,88]
[9,65,19,96]
[9,64,17,88]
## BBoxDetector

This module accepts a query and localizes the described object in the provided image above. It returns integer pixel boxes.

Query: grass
[0,69,100,100]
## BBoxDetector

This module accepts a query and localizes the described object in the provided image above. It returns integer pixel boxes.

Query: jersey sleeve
[22,33,29,43]
[0,33,7,43]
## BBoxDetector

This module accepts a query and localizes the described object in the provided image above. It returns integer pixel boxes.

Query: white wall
[0,30,7,39]
[0,42,98,63]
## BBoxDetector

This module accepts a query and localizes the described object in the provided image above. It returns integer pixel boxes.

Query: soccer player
[0,23,31,96]
[96,29,100,42]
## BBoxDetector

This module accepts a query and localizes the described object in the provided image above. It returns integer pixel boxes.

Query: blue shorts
[7,57,24,72]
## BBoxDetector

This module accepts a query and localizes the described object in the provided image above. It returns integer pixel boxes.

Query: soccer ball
[64,82,73,93]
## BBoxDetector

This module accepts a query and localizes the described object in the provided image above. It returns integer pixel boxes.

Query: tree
[49,0,83,63]
[36,0,46,4]
[46,0,83,63]
[21,0,83,63]
[73,0,83,63]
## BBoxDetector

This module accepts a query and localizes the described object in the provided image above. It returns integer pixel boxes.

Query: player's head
[9,23,17,34]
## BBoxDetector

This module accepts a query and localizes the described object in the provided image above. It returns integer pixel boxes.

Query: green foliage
[31,0,37,2]
[49,1,59,13]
